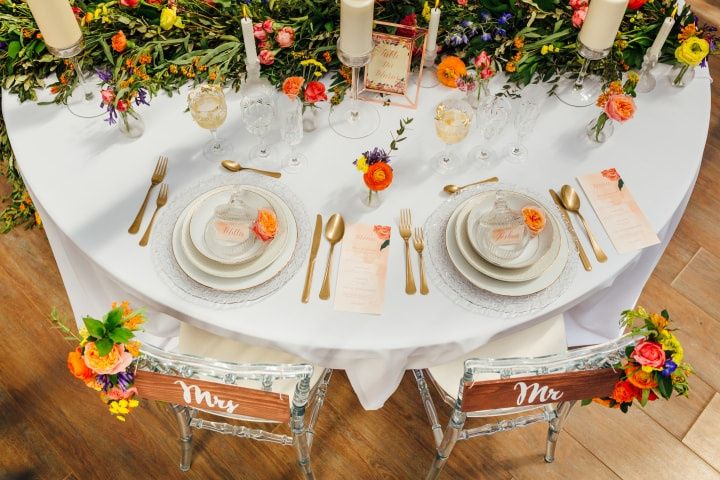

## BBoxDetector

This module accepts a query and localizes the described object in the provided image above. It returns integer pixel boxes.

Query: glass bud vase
[361,189,383,209]
[465,80,491,111]
[118,110,145,138]
[302,106,320,132]
[669,64,696,88]
[586,117,615,144]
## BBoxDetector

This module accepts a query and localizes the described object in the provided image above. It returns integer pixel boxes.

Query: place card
[333,224,391,315]
[365,32,413,95]
[577,168,660,254]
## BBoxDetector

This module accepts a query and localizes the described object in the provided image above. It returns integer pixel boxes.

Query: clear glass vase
[118,110,145,138]
[669,64,696,88]
[465,80,491,111]
[302,106,320,132]
[361,189,382,209]
[586,116,615,144]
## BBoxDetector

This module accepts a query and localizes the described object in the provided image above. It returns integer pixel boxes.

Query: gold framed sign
[359,20,427,109]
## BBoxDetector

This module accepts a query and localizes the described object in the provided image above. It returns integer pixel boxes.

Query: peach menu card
[577,168,660,254]
[334,224,391,315]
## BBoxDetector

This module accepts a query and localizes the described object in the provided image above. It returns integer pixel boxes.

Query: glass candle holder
[556,42,610,108]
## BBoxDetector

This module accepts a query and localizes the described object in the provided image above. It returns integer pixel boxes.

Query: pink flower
[572,6,588,28]
[373,225,391,240]
[101,88,115,105]
[473,51,491,70]
[258,49,275,65]
[568,0,588,9]
[262,19,274,33]
[116,99,129,112]
[119,0,138,7]
[82,342,133,375]
[253,23,267,42]
[106,386,138,401]
[457,0,467,5]
[604,94,636,123]
[275,26,295,48]
[631,340,666,369]
[479,67,494,80]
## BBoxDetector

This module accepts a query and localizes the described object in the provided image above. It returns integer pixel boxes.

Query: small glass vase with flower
[587,73,638,144]
[669,23,717,88]
[281,58,329,132]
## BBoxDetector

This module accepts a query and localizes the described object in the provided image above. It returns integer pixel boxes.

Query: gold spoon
[443,176,499,194]
[319,214,345,300]
[559,185,608,263]
[221,159,282,179]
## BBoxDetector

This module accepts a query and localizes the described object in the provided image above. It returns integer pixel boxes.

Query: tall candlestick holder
[635,51,659,93]
[329,41,380,139]
[556,42,610,107]
[419,49,439,88]
[239,60,275,101]
[48,37,103,118]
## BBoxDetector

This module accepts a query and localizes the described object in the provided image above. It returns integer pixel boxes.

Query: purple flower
[494,28,507,38]
[481,32,492,42]
[96,68,112,83]
[661,359,677,377]
[96,374,113,392]
[105,105,118,125]
[447,33,466,46]
[499,13,513,25]
[117,371,135,391]
[135,87,150,107]
[364,147,390,165]
[480,11,491,21]
[461,20,473,28]
[0,42,7,50]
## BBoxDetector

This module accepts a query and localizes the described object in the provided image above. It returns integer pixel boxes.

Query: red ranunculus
[627,0,649,10]
[304,81,327,103]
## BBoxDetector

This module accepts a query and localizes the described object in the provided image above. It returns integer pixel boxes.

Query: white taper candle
[426,1,441,54]
[26,0,82,51]
[578,0,630,52]
[241,8,258,66]
[648,16,675,59]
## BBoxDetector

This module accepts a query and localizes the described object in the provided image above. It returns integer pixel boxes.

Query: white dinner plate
[445,198,569,296]
[465,190,556,269]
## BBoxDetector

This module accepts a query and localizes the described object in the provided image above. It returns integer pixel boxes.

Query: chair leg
[426,411,466,480]
[307,369,333,452]
[171,404,193,472]
[292,377,315,480]
[544,400,576,463]
[413,369,443,448]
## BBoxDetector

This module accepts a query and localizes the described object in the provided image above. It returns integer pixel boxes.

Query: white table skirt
[3,64,710,409]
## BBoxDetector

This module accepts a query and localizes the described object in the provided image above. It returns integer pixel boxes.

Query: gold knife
[302,214,323,303]
[549,189,592,272]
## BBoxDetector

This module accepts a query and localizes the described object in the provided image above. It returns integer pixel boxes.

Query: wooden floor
[3,12,720,480]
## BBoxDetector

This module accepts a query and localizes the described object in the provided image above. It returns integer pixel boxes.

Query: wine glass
[242,94,275,162]
[188,84,234,161]
[279,96,306,173]
[507,99,541,164]
[466,97,511,168]
[432,98,473,174]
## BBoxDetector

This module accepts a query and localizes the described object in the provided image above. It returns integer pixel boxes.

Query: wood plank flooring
[2,10,720,480]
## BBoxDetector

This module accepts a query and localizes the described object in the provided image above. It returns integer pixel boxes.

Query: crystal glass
[242,93,275,162]
[432,98,473,174]
[555,42,610,108]
[279,96,306,173]
[507,99,541,164]
[472,191,530,264]
[204,188,260,261]
[467,97,511,168]
[188,84,233,161]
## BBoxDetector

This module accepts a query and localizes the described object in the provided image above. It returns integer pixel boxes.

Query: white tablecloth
[2,65,710,409]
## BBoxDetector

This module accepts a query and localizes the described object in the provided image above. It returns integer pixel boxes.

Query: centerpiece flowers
[57,301,145,421]
[670,22,718,87]
[587,73,638,143]
[282,58,329,131]
[353,118,413,208]
[455,51,496,109]
[585,307,692,412]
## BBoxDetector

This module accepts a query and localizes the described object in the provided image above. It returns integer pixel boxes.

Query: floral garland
[585,307,692,413]
[55,301,145,421]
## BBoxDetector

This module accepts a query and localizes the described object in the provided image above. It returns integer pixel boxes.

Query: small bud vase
[302,106,320,132]
[669,64,696,88]
[465,80,491,111]
[361,189,383,209]
[118,110,145,138]
[586,116,615,144]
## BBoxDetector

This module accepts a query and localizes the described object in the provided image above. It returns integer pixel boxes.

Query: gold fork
[399,209,417,295]
[413,227,429,295]
[129,156,168,234]
[139,184,168,247]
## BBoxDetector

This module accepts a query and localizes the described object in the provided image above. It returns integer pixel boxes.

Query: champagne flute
[432,98,473,174]
[507,99,541,164]
[466,97,511,168]
[279,96,306,173]
[242,94,275,162]
[188,84,234,161]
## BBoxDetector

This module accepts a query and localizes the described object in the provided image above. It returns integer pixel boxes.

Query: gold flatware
[221,159,282,179]
[443,177,499,194]
[129,156,168,234]
[139,184,168,247]
[302,214,323,304]
[399,209,417,295]
[319,214,345,300]
[549,189,592,271]
[559,185,608,263]
[413,227,429,295]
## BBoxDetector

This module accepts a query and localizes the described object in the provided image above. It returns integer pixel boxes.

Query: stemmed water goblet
[432,98,474,174]
[466,97,511,169]
[187,84,233,161]
[507,99,541,164]
[241,94,275,163]
[278,96,306,173]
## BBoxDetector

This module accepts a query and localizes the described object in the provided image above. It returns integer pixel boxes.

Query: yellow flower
[356,155,369,173]
[129,399,140,408]
[660,333,684,364]
[541,45,549,55]
[160,7,184,30]
[126,340,141,358]
[422,2,431,22]
[675,37,710,66]
[116,415,126,422]
[314,71,322,77]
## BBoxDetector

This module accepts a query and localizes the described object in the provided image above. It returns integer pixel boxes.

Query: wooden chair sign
[134,371,291,422]
[461,368,619,412]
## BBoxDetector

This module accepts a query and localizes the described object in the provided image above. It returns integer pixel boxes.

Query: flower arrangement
[455,51,496,107]
[437,55,467,88]
[588,73,638,143]
[585,307,692,413]
[353,118,413,207]
[671,21,719,87]
[55,301,145,421]
[281,58,328,109]
[97,58,151,130]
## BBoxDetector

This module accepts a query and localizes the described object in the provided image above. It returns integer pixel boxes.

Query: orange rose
[83,342,133,375]
[521,206,546,236]
[282,76,304,99]
[111,31,127,53]
[604,94,635,123]
[625,364,659,390]
[437,56,467,88]
[610,380,639,404]
[363,163,393,191]
[252,208,278,241]
[67,347,94,381]
[601,168,621,182]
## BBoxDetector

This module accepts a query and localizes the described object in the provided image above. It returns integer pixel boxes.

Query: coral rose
[373,225,391,240]
[601,168,620,182]
[252,209,278,241]
[610,380,639,404]
[631,340,666,369]
[253,24,267,42]
[111,31,127,53]
[604,94,635,123]
[521,206,546,236]
[101,88,116,105]
[83,342,133,375]
[364,163,394,191]
[67,348,94,381]
[258,50,275,65]
[304,81,327,103]
[572,6,587,28]
[437,56,467,88]
[627,0,648,9]
[282,76,304,99]
[275,26,295,48]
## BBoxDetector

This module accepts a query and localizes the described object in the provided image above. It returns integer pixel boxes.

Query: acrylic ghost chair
[412,315,635,480]
[134,337,332,479]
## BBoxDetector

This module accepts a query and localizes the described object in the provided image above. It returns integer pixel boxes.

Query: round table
[2,65,710,409]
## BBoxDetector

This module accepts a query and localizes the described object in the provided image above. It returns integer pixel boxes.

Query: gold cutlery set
[303,213,346,303]
[129,156,169,247]
[400,208,429,296]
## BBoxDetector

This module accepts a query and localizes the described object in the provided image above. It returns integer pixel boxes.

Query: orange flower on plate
[111,31,127,53]
[252,208,278,241]
[521,206,546,236]
[364,163,393,191]
[437,56,467,88]
[282,76,304,99]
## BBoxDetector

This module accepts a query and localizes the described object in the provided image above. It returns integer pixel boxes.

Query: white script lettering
[174,380,239,414]
[513,381,565,406]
